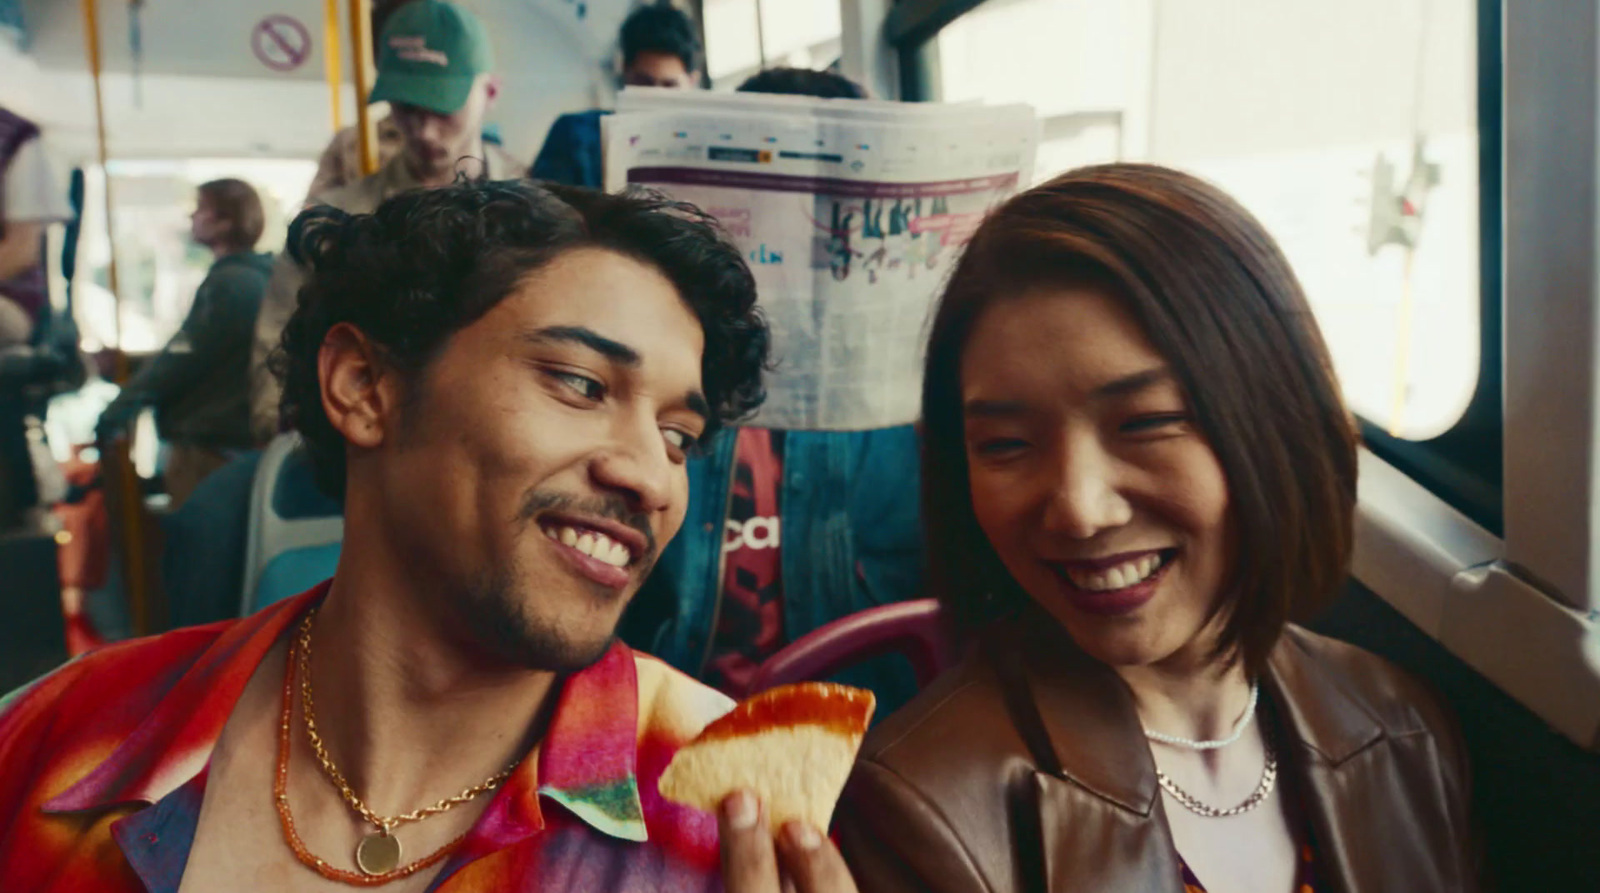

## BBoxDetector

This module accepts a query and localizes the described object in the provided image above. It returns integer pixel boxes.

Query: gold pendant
[355,831,402,876]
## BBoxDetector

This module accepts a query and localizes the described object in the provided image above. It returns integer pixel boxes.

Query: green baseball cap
[369,0,494,115]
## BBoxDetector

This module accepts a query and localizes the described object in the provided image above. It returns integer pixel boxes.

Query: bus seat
[252,541,341,613]
[747,599,955,697]
[163,449,260,629]
[241,434,343,615]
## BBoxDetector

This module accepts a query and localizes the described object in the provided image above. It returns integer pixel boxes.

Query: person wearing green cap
[249,0,524,444]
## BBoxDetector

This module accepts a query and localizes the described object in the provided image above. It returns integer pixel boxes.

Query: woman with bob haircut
[834,164,1478,892]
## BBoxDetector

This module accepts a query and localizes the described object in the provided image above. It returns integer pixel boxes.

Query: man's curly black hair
[270,178,768,500]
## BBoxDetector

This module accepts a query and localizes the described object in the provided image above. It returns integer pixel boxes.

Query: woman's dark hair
[737,67,867,100]
[620,1,700,73]
[272,178,768,500]
[922,163,1357,680]
[197,178,265,252]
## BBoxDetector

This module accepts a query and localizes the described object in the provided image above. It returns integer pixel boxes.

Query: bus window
[936,0,1140,178]
[68,158,314,475]
[934,0,1482,446]
[74,158,314,355]
[704,0,844,88]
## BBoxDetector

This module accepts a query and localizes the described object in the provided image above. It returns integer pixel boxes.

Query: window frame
[885,0,979,100]
[1499,0,1600,618]
[1355,0,1504,536]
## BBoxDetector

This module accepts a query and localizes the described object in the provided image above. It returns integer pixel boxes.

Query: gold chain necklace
[1155,739,1278,818]
[292,608,517,877]
[276,624,464,884]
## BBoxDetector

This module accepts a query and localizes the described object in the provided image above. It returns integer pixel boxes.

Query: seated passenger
[0,180,846,890]
[95,179,272,507]
[736,66,868,99]
[251,0,523,443]
[836,164,1479,892]
[619,66,919,715]
[531,1,702,189]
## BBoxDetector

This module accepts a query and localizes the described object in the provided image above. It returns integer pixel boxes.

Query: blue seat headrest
[251,542,342,613]
[272,447,342,520]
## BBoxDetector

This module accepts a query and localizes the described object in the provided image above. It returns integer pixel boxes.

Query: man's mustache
[518,490,659,565]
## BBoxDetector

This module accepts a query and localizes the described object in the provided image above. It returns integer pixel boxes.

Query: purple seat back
[747,599,955,696]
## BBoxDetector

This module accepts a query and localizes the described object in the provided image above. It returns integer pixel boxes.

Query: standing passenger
[837,164,1479,892]
[302,0,408,201]
[0,106,71,346]
[0,106,73,526]
[250,0,523,443]
[95,179,273,507]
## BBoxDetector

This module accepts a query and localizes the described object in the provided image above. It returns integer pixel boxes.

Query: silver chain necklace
[1143,682,1259,750]
[1156,739,1278,818]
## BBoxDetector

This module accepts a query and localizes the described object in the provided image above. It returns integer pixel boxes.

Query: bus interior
[0,1,1595,889]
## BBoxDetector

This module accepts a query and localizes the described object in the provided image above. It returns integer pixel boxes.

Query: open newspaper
[605,90,1037,431]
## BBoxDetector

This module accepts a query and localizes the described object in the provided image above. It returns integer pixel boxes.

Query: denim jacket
[529,110,608,189]
[621,425,924,718]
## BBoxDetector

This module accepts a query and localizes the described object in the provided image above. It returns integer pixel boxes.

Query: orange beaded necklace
[273,611,474,885]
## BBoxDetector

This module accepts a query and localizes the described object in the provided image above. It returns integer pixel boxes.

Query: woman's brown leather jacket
[836,616,1477,892]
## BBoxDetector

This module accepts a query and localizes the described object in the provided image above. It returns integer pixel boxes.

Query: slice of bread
[658,682,877,834]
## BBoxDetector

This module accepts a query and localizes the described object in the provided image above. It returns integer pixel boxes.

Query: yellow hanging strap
[80,0,153,635]
[324,0,344,132]
[348,0,378,176]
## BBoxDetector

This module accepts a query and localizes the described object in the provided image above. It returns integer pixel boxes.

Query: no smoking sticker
[252,14,312,73]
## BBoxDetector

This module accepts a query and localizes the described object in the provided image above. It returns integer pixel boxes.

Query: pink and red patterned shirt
[0,582,736,892]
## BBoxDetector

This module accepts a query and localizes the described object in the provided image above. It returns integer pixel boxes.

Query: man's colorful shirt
[0,583,736,891]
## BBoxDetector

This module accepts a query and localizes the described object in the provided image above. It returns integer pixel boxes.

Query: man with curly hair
[0,181,859,893]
